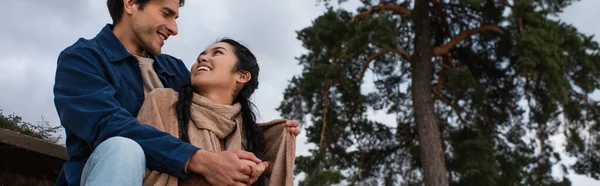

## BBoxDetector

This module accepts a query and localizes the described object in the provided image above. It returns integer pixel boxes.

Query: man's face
[130,0,180,55]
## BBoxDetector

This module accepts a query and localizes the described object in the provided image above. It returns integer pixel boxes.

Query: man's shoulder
[59,37,103,58]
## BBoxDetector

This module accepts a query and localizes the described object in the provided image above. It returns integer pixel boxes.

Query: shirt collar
[96,24,130,63]
[96,24,174,77]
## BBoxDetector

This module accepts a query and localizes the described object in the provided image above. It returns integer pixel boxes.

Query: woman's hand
[241,160,269,185]
[284,120,300,136]
[188,150,261,186]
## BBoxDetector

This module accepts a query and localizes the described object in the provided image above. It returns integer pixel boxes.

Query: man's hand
[187,150,262,186]
[285,120,301,136]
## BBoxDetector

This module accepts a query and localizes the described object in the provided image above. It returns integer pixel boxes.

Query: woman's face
[191,42,245,94]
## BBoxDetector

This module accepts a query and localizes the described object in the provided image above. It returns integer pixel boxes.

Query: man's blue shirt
[53,24,198,185]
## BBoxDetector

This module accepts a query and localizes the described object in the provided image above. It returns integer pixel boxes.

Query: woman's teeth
[196,66,211,71]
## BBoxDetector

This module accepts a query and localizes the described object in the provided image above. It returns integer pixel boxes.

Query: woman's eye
[163,12,168,17]
[214,51,222,55]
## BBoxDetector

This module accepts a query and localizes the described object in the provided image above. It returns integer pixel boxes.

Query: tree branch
[434,25,504,56]
[434,60,452,70]
[568,87,599,115]
[483,111,494,135]
[499,0,513,8]
[358,50,387,83]
[318,48,345,148]
[434,60,447,98]
[518,17,525,34]
[435,69,445,93]
[353,3,412,22]
[443,109,453,123]
[433,90,467,125]
[318,79,332,148]
[338,47,348,62]
[396,44,412,61]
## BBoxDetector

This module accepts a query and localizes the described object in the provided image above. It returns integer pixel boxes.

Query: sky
[0,0,598,185]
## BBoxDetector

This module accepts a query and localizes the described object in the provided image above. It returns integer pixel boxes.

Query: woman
[138,39,297,186]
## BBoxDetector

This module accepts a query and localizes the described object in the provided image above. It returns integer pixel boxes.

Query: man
[53,0,300,185]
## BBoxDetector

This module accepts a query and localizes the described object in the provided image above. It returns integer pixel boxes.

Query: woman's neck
[198,89,235,105]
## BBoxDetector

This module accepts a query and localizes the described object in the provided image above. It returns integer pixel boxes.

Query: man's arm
[54,47,198,177]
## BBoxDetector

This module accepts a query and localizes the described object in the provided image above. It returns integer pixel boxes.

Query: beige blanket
[137,88,295,186]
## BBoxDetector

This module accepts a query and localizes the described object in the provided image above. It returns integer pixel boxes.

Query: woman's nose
[198,55,208,63]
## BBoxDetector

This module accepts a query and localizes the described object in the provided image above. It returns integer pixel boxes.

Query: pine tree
[280,0,599,185]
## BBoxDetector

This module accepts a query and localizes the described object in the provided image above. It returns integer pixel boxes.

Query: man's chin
[148,48,161,56]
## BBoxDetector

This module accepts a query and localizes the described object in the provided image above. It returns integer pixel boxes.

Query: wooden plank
[0,128,67,160]
[0,143,64,182]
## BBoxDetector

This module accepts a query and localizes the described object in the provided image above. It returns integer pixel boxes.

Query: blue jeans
[80,137,146,186]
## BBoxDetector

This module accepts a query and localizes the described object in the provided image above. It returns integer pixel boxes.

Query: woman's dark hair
[107,0,185,24]
[176,38,265,185]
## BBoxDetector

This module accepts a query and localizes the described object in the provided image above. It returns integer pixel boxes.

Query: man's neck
[112,23,146,57]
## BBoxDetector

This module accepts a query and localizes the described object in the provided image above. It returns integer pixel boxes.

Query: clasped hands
[187,120,300,186]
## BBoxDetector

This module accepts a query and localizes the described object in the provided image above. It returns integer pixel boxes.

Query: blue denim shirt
[53,24,199,185]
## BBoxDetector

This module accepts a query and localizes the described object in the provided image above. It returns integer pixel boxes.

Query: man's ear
[124,0,138,15]
[237,71,251,84]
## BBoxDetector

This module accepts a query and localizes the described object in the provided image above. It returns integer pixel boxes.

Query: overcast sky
[0,0,598,185]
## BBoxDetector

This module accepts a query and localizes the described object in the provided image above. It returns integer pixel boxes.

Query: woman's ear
[124,0,138,15]
[237,71,252,84]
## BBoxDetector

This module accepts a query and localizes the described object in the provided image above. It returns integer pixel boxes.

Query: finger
[247,178,257,186]
[285,120,299,127]
[237,163,253,175]
[241,159,256,167]
[234,172,251,183]
[288,127,300,136]
[284,120,297,127]
[235,150,261,163]
[248,176,258,186]
[232,182,246,186]
[262,161,270,169]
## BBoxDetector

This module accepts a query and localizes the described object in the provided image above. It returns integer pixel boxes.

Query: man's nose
[166,20,178,36]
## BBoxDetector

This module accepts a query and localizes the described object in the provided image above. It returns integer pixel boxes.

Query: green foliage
[0,109,61,143]
[281,0,599,185]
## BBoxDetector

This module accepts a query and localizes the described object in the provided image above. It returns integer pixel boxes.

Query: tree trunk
[411,1,449,186]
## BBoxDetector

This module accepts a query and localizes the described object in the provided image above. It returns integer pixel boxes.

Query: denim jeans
[80,136,146,186]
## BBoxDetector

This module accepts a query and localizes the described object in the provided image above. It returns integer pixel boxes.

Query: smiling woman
[138,38,297,186]
[191,40,255,101]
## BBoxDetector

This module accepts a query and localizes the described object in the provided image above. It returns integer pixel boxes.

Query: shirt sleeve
[53,47,199,178]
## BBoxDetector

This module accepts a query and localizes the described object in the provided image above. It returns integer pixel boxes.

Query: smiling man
[52,0,301,185]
